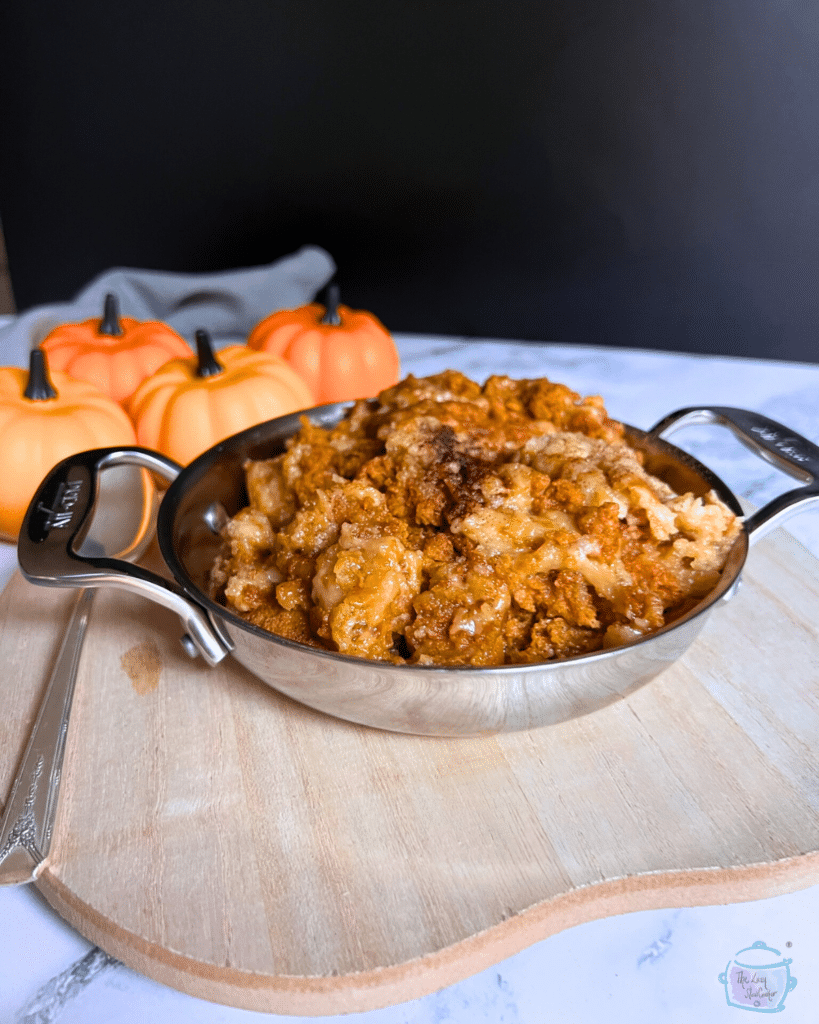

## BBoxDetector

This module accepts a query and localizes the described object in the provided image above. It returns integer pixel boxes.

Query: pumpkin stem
[24,348,59,401]
[320,282,342,326]
[98,293,124,336]
[194,329,224,378]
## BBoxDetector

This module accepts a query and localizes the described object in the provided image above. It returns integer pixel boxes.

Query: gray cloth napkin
[0,244,336,367]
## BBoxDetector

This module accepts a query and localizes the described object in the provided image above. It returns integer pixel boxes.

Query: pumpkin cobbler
[208,371,741,666]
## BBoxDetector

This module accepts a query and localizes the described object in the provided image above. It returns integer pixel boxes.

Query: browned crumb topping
[208,371,741,665]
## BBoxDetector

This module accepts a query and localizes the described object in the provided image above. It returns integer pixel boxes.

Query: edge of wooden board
[34,851,819,1017]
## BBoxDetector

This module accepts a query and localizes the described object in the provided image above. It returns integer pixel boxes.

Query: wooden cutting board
[1,527,818,1016]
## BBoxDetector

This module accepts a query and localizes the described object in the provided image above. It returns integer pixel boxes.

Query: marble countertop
[2,334,818,1024]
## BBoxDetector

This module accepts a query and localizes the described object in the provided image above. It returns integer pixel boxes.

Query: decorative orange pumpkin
[40,293,193,405]
[0,349,139,541]
[247,282,400,403]
[127,329,314,466]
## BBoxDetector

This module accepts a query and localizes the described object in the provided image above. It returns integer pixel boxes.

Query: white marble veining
[1,334,818,1024]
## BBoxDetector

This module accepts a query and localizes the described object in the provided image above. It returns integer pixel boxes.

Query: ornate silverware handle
[649,406,819,542]
[17,446,231,666]
[0,588,95,884]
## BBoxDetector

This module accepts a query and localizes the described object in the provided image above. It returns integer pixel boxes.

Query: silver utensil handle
[0,588,94,885]
[649,406,819,542]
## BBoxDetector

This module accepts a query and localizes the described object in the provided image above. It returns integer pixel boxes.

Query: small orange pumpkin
[40,293,193,405]
[0,349,139,541]
[127,329,314,466]
[247,282,400,403]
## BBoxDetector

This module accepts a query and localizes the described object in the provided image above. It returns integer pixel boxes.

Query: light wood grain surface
[1,527,818,1015]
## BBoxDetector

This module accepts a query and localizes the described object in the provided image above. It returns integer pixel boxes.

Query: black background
[2,1,818,360]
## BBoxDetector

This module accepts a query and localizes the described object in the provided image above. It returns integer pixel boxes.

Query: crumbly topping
[208,371,741,665]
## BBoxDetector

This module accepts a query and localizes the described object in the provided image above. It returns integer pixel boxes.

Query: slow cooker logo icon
[719,941,797,1012]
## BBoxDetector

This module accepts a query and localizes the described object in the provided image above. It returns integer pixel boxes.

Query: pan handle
[648,406,819,543]
[17,447,232,665]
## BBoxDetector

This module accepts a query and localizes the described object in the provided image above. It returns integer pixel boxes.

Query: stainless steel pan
[17,405,819,736]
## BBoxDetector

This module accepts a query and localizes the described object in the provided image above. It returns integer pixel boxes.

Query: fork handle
[0,588,94,885]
